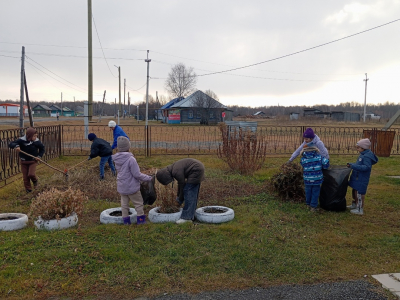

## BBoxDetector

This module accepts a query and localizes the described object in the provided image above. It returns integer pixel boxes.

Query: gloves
[88,156,92,161]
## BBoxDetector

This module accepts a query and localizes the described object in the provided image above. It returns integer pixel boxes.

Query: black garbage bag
[141,175,157,205]
[319,166,351,212]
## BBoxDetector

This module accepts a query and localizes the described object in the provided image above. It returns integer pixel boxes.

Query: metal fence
[1,124,399,187]
[0,125,61,187]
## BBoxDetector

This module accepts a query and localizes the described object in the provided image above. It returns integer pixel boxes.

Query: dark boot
[122,216,131,225]
[137,215,146,225]
[32,180,38,188]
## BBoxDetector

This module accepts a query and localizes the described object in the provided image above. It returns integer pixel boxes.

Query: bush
[154,178,180,214]
[29,187,87,220]
[217,123,267,175]
[268,163,305,202]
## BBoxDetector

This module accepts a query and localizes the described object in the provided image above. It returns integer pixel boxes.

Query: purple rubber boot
[123,216,131,225]
[137,215,146,225]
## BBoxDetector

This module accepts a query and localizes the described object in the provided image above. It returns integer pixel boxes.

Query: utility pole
[19,46,25,134]
[114,98,116,117]
[61,92,63,117]
[145,50,151,127]
[87,0,93,121]
[128,92,130,118]
[114,65,121,123]
[363,73,369,123]
[123,78,126,119]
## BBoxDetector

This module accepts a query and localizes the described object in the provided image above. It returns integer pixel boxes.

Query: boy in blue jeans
[300,144,330,212]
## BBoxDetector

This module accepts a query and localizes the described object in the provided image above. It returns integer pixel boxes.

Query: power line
[193,18,400,77]
[0,54,20,59]
[92,13,118,78]
[0,50,144,60]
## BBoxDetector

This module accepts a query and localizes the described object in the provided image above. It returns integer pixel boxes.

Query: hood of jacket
[361,149,378,165]
[112,151,133,167]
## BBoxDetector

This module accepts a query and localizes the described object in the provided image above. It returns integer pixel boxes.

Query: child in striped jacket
[300,144,330,212]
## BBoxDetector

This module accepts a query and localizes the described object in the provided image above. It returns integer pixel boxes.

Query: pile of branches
[268,163,305,202]
[217,123,267,175]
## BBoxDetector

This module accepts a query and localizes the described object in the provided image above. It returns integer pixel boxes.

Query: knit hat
[303,128,315,139]
[117,136,130,152]
[156,167,174,185]
[88,133,96,141]
[26,127,37,141]
[357,138,371,150]
[108,120,116,128]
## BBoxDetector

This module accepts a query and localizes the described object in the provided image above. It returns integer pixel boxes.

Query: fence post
[58,124,62,157]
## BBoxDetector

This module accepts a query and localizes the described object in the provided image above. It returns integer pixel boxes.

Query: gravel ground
[140,280,390,300]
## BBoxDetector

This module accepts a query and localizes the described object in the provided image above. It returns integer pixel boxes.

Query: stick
[17,149,66,176]
[67,159,89,172]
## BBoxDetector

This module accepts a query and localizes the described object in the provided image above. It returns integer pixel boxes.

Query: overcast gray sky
[1,0,400,108]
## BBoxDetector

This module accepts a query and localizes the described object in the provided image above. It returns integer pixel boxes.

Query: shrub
[154,178,180,214]
[217,123,267,175]
[268,163,305,202]
[29,187,87,220]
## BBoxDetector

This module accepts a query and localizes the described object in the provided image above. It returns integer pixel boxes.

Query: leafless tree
[165,63,197,99]
[192,90,223,125]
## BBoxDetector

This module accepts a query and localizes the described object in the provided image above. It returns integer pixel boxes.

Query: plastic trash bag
[319,166,351,211]
[141,175,157,205]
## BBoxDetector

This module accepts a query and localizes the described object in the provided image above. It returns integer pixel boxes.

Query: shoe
[32,180,38,188]
[310,207,319,213]
[350,208,364,215]
[99,175,104,181]
[26,189,32,193]
[176,218,192,224]
[122,216,131,225]
[347,202,356,209]
[137,215,146,225]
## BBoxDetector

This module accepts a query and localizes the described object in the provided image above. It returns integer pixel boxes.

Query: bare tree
[192,90,223,125]
[165,63,197,99]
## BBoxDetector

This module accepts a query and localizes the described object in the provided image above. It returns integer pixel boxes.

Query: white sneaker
[176,218,192,224]
[347,202,356,209]
[350,208,364,215]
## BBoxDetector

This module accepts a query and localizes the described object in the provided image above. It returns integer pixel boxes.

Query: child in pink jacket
[112,136,152,225]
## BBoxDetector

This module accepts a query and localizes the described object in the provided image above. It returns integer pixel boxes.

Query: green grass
[1,155,400,299]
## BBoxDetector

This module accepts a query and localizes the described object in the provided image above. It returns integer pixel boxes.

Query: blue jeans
[305,184,321,208]
[180,183,200,220]
[99,156,116,178]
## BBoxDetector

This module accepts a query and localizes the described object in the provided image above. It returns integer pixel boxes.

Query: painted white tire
[34,212,78,230]
[195,206,234,224]
[100,207,137,224]
[148,207,182,223]
[0,213,28,231]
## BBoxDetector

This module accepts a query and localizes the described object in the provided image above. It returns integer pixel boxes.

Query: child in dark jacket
[112,136,152,225]
[347,138,378,215]
[87,133,116,180]
[300,144,330,212]
[9,127,45,193]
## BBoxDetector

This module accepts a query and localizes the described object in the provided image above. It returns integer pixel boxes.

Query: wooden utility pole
[19,46,25,134]
[23,71,34,127]
[61,92,63,117]
[123,78,126,118]
[88,0,93,121]
[363,73,369,122]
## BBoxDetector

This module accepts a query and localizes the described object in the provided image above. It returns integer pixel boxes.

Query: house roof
[49,105,62,110]
[33,104,52,111]
[254,111,265,115]
[170,90,227,109]
[160,97,184,109]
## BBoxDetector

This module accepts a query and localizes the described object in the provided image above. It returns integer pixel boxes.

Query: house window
[196,111,202,119]
[210,111,214,119]
[188,110,194,119]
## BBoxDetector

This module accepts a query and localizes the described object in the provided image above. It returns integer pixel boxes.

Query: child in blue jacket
[300,144,330,212]
[347,138,378,215]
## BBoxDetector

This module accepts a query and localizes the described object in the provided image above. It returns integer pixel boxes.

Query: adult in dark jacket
[9,127,45,193]
[347,138,378,215]
[88,133,116,180]
[156,158,205,224]
[108,120,129,150]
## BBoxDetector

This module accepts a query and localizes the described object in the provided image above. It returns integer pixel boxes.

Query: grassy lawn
[1,154,400,299]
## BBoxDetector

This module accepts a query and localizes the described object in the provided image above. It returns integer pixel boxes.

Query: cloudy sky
[1,0,400,108]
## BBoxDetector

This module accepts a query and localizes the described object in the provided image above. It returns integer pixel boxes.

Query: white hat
[108,120,116,128]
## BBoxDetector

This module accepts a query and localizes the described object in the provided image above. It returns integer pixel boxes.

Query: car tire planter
[34,212,78,230]
[195,206,235,224]
[100,207,137,225]
[0,213,28,231]
[148,207,182,223]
